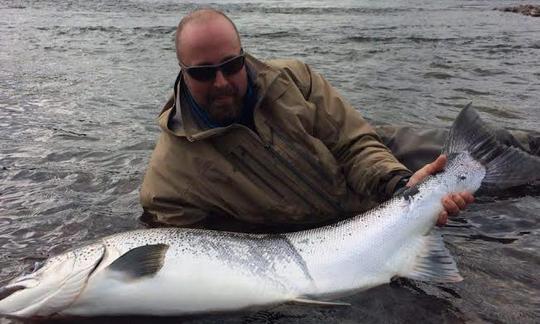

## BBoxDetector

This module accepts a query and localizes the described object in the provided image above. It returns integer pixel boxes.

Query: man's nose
[213,70,228,87]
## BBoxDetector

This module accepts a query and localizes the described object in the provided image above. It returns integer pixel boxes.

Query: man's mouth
[212,95,235,104]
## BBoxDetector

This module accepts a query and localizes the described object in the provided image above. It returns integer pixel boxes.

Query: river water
[0,0,539,323]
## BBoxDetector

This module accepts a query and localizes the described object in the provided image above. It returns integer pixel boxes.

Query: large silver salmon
[0,105,539,317]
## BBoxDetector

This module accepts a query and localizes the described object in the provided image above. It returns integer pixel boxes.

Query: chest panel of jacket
[209,123,351,223]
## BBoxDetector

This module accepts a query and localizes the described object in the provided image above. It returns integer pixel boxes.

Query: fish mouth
[0,285,26,302]
[0,244,106,317]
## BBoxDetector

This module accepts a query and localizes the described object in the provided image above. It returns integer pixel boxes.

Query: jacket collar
[158,53,291,141]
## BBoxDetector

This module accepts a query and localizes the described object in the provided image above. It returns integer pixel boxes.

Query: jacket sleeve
[294,62,411,198]
[139,137,211,227]
[140,179,209,227]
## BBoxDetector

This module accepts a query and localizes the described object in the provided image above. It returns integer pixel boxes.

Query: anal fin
[404,230,463,283]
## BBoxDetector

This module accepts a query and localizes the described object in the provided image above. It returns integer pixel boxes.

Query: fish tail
[443,103,540,191]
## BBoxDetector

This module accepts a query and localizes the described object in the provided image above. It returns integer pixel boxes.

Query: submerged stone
[496,4,540,17]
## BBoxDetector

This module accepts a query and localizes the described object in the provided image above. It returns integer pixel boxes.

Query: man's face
[178,18,248,125]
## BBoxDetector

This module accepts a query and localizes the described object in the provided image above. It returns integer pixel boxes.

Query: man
[139,8,476,231]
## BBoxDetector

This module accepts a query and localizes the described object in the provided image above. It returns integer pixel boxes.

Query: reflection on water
[1,0,539,323]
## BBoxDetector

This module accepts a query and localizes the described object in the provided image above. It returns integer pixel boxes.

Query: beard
[205,85,244,125]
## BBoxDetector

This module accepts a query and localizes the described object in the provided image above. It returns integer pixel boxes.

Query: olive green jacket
[139,54,410,229]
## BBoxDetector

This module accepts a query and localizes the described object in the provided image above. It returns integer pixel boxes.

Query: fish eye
[21,261,45,276]
[458,175,466,180]
[31,261,45,272]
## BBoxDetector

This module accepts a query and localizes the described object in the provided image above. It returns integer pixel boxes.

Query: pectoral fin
[106,244,169,280]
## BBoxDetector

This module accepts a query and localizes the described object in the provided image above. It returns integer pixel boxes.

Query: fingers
[438,192,474,226]
[408,166,429,186]
[407,155,448,187]
[462,192,475,204]
[437,211,448,226]
[430,155,447,173]
[451,193,467,210]
[438,195,463,227]
[442,196,461,215]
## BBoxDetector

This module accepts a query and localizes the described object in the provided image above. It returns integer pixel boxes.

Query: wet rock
[497,4,540,17]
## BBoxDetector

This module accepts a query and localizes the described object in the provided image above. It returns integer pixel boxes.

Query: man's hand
[407,155,475,226]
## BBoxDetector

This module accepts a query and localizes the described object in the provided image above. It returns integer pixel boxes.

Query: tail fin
[443,103,540,191]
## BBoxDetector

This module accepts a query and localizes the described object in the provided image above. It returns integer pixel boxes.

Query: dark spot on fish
[403,186,420,200]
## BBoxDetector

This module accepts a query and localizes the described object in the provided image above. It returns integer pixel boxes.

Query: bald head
[174,9,248,126]
[175,9,241,63]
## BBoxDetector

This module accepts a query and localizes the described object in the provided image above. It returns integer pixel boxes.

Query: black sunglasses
[180,49,246,82]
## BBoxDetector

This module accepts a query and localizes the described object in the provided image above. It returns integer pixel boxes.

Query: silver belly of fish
[62,229,317,316]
